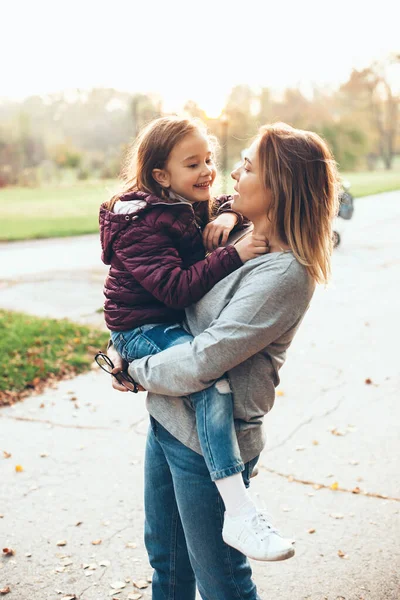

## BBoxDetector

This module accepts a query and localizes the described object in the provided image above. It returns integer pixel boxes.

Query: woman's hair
[107,116,213,211]
[257,123,340,284]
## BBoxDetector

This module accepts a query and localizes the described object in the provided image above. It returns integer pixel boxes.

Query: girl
[109,122,339,599]
[100,116,294,561]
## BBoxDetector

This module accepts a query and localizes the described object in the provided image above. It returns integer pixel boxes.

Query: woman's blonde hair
[257,123,340,284]
[107,116,213,211]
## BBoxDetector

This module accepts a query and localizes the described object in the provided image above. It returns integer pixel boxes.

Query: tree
[340,56,400,169]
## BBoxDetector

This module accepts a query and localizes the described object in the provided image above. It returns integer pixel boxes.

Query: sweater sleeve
[113,219,243,310]
[128,261,307,395]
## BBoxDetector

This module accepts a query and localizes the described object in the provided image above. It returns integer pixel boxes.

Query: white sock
[215,473,257,518]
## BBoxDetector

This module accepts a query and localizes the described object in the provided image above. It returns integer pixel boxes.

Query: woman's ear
[152,169,171,188]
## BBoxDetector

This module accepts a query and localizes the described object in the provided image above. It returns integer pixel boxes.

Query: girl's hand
[203,212,239,251]
[235,234,270,263]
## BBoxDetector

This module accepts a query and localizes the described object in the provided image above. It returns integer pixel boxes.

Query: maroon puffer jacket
[99,191,245,331]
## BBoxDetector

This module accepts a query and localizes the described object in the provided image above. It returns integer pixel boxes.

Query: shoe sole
[222,533,295,562]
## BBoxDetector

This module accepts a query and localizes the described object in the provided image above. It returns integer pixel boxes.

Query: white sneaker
[222,509,295,561]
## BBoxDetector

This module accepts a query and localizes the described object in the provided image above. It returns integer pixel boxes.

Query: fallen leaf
[56,540,67,547]
[2,548,15,556]
[133,580,149,589]
[25,553,32,557]
[308,528,316,534]
[365,378,372,385]
[312,440,319,446]
[110,581,126,590]
[329,513,344,519]
[329,482,339,491]
[312,484,323,490]
[126,542,137,549]
[128,594,142,600]
[39,403,45,408]
[75,521,83,527]
[15,464,23,472]
[349,460,359,466]
[100,560,111,567]
[40,452,49,458]
[146,575,152,583]
[337,549,349,559]
[61,559,73,567]
[0,515,3,518]
[295,445,305,451]
[61,596,77,600]
[276,390,284,397]
[352,486,361,494]
[0,588,11,595]
[330,428,345,437]
[3,451,11,459]
[91,539,102,545]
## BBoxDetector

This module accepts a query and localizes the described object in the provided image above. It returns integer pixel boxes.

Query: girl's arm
[213,195,250,231]
[113,220,243,310]
[128,262,308,395]
[203,196,252,251]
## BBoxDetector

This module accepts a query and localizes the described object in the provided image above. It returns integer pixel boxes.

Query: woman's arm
[128,262,307,396]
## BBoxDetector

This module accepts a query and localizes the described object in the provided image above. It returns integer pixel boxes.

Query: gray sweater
[129,251,315,463]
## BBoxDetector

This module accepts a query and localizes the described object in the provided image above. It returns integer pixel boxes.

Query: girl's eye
[206,158,213,165]
[188,164,198,169]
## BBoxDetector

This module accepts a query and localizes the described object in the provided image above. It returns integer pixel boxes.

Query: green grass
[1,170,400,242]
[340,170,400,198]
[0,309,109,404]
[0,180,117,242]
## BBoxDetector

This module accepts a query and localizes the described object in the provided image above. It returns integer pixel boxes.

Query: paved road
[0,192,399,599]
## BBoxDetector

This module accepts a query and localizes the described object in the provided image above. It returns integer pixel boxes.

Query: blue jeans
[111,323,244,480]
[145,417,261,600]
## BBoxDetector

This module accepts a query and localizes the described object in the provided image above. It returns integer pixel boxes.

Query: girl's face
[231,138,272,221]
[153,130,216,203]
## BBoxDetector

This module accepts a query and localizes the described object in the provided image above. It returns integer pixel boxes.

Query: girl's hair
[257,123,340,284]
[107,116,213,211]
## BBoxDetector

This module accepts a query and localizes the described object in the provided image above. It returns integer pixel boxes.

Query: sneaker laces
[251,510,279,541]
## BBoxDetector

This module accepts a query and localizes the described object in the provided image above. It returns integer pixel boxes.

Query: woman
[108,123,339,599]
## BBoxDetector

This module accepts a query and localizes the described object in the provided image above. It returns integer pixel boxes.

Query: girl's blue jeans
[145,417,261,600]
[111,323,244,481]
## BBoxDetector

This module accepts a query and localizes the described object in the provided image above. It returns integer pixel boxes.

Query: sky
[2,0,399,115]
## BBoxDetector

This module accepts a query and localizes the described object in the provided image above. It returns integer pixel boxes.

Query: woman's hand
[203,212,239,251]
[107,344,145,392]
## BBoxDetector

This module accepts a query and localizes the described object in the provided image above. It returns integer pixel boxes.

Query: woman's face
[231,138,272,222]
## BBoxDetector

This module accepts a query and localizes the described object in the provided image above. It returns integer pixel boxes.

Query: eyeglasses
[94,351,139,393]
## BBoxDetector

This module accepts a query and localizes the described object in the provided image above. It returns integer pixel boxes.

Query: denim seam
[199,389,217,473]
[168,503,179,600]
[140,332,163,354]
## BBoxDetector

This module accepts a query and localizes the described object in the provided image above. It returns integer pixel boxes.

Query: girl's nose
[231,167,238,180]
[201,163,213,176]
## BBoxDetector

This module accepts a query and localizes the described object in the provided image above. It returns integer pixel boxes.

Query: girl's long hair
[107,116,212,211]
[258,123,340,284]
